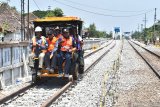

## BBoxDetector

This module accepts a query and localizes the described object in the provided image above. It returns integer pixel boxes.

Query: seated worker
[54,26,62,38]
[44,29,60,73]
[29,26,48,69]
[57,28,76,77]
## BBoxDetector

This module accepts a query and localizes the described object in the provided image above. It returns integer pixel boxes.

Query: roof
[25,13,39,22]
[33,16,82,22]
[0,3,21,32]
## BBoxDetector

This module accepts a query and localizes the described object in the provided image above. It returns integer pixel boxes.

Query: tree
[88,23,97,37]
[45,10,54,17]
[33,8,64,18]
[53,8,63,17]
[33,10,47,18]
[107,31,112,38]
[87,23,109,38]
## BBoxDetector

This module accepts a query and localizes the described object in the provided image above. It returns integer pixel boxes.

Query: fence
[0,41,29,88]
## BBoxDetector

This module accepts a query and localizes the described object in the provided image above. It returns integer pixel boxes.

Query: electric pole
[143,14,147,41]
[154,8,157,42]
[144,14,147,29]
[27,0,29,41]
[21,0,25,41]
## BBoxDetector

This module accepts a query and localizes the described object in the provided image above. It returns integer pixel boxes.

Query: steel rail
[0,84,34,104]
[40,41,116,107]
[84,40,113,58]
[129,40,160,79]
[131,40,160,58]
[0,40,115,106]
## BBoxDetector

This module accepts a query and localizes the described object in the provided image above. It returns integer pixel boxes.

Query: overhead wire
[62,0,150,13]
[33,0,41,10]
[53,0,154,17]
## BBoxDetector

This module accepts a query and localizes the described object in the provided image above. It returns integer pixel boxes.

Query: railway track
[0,40,115,107]
[129,40,160,79]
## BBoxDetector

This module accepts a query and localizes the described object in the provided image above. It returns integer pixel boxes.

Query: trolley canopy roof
[33,16,82,22]
[33,16,83,29]
[33,16,83,35]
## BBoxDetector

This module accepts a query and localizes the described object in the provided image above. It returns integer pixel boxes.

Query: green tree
[88,23,97,37]
[87,23,109,38]
[131,31,141,39]
[33,10,47,18]
[45,10,54,17]
[33,8,64,18]
[107,31,112,38]
[53,8,63,17]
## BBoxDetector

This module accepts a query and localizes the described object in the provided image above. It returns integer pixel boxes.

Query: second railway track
[129,40,160,79]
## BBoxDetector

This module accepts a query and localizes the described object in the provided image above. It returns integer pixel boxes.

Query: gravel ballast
[51,40,122,107]
[113,40,160,107]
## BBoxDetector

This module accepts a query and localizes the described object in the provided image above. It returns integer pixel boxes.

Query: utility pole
[27,0,29,41]
[21,0,25,41]
[143,14,147,41]
[154,8,157,42]
[144,14,147,29]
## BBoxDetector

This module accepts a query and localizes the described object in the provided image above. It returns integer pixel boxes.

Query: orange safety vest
[61,36,72,51]
[32,36,46,53]
[47,37,58,52]
[57,34,62,39]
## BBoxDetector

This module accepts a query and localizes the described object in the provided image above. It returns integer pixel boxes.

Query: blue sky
[1,0,159,33]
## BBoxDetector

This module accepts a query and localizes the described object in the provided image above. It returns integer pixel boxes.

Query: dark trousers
[44,51,57,69]
[57,51,71,74]
[77,50,84,66]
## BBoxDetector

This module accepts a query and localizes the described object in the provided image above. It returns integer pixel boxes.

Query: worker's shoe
[46,67,50,71]
[49,69,54,73]
[43,72,48,75]
[58,74,63,77]
[64,74,69,77]
[39,65,43,69]
[29,64,34,68]
[58,72,63,77]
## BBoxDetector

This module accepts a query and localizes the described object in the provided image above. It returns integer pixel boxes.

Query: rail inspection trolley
[30,16,84,83]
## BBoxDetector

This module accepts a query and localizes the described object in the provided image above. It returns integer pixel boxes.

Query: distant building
[0,3,21,41]
[0,3,38,41]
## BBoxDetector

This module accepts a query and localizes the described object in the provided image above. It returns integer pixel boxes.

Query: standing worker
[57,28,76,77]
[29,26,48,69]
[70,27,84,72]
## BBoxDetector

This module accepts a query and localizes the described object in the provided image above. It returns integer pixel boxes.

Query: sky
[1,0,160,33]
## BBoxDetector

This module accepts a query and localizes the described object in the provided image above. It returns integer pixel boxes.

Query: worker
[44,29,61,73]
[57,28,76,77]
[29,26,48,69]
[54,26,62,38]
[70,27,84,70]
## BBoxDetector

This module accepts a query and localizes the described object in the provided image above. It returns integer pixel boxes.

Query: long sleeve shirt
[30,36,48,52]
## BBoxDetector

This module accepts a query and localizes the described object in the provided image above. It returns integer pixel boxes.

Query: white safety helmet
[35,26,42,32]
[55,26,60,30]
